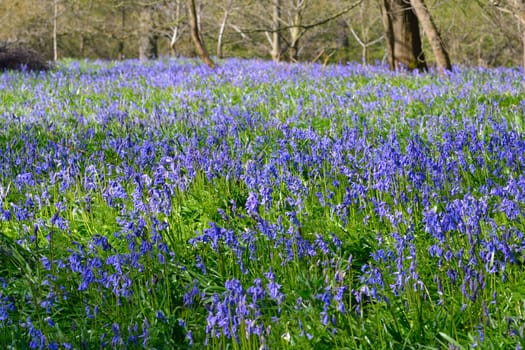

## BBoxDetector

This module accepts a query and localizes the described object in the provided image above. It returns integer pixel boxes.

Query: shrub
[0,44,50,71]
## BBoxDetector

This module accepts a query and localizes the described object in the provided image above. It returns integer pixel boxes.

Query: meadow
[0,58,524,349]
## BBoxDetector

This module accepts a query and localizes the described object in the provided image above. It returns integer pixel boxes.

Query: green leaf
[439,332,465,350]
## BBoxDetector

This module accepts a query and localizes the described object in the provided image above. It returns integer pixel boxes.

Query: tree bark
[118,6,126,60]
[271,0,281,62]
[187,0,215,68]
[410,0,451,75]
[288,0,304,62]
[170,1,182,55]
[492,0,525,77]
[139,6,158,61]
[381,0,426,71]
[381,0,395,69]
[522,16,525,75]
[516,1,525,76]
[217,3,231,59]
[53,0,58,61]
[522,26,525,76]
[337,19,351,63]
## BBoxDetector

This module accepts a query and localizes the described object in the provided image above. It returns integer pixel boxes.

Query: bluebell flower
[85,305,94,319]
[50,212,69,231]
[314,234,330,255]
[0,208,11,221]
[266,280,284,306]
[22,317,46,350]
[246,191,259,217]
[111,322,123,347]
[156,310,167,322]
[138,317,150,347]
[0,295,15,322]
[15,172,36,189]
[91,235,112,251]
[247,278,266,305]
[186,330,193,346]
[40,256,52,271]
[195,255,207,274]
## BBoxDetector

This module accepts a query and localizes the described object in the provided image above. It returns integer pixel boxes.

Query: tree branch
[241,0,363,34]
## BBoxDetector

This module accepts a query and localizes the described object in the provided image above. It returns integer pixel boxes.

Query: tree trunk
[170,1,182,56]
[217,7,230,59]
[80,35,85,57]
[337,19,350,63]
[521,22,525,77]
[289,39,299,62]
[187,0,215,68]
[522,27,525,77]
[492,1,525,77]
[289,2,303,62]
[139,6,158,61]
[517,2,525,76]
[53,0,58,61]
[271,0,281,62]
[410,0,451,75]
[289,14,301,61]
[381,0,395,69]
[118,7,126,60]
[381,0,426,71]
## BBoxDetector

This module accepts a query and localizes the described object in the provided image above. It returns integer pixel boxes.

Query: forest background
[1,0,523,68]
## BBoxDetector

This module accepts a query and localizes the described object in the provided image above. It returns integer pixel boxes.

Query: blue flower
[246,191,259,217]
[111,322,123,347]
[156,310,167,322]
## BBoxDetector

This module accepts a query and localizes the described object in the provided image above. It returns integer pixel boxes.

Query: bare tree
[154,0,186,56]
[287,0,305,62]
[12,0,525,67]
[79,0,97,57]
[170,0,184,54]
[53,0,59,61]
[346,0,383,64]
[282,0,363,62]
[257,0,363,62]
[268,0,282,62]
[410,0,451,75]
[216,0,238,58]
[139,4,158,61]
[227,0,283,61]
[489,0,525,74]
[380,0,427,71]
[187,0,215,68]
[117,4,127,59]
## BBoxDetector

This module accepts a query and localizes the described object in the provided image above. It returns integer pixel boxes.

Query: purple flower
[267,280,283,302]
[195,255,207,274]
[156,310,167,322]
[186,329,194,345]
[247,278,266,304]
[50,212,69,231]
[46,317,55,327]
[112,322,123,347]
[40,257,52,271]
[0,209,11,221]
[334,286,347,313]
[246,191,259,216]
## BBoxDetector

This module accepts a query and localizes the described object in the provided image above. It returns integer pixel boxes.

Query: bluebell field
[0,58,525,349]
